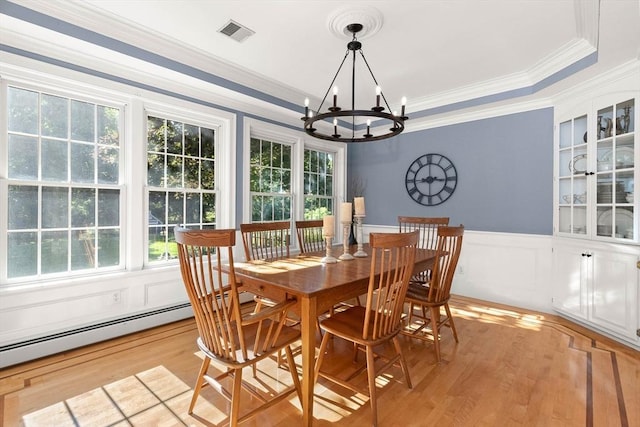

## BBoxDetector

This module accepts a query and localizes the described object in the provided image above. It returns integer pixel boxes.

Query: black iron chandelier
[301,23,408,143]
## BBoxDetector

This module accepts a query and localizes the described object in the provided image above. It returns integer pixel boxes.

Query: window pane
[282,145,291,169]
[147,153,164,187]
[71,100,95,142]
[8,185,38,229]
[282,170,291,192]
[98,189,120,227]
[201,128,215,159]
[319,174,326,195]
[7,232,37,278]
[42,230,69,274]
[42,139,68,181]
[8,87,39,134]
[252,195,262,221]
[149,191,166,225]
[260,168,271,192]
[98,105,120,146]
[147,116,165,152]
[326,153,334,175]
[184,157,199,189]
[98,229,119,267]
[42,187,68,229]
[272,143,282,168]
[250,166,260,192]
[71,229,95,270]
[309,150,318,172]
[166,120,182,154]
[184,124,199,157]
[185,193,200,225]
[8,134,38,179]
[166,155,182,188]
[203,193,215,224]
[250,138,260,163]
[201,160,214,190]
[41,93,68,138]
[71,142,95,183]
[71,188,96,227]
[98,146,119,184]
[168,192,184,225]
[148,227,166,261]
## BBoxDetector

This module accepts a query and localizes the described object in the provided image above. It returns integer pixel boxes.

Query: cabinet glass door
[595,99,634,240]
[558,115,588,235]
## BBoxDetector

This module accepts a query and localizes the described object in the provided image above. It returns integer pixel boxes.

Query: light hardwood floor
[1,295,639,426]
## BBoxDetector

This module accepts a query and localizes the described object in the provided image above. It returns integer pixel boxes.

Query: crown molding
[405,98,553,134]
[14,0,305,106]
[409,36,596,115]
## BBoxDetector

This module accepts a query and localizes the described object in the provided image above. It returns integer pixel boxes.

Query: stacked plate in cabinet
[597,182,626,203]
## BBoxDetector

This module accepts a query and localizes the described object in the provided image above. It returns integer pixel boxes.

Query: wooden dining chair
[295,219,359,328]
[295,219,325,253]
[240,221,300,330]
[240,220,291,262]
[175,228,302,426]
[402,225,464,363]
[398,216,449,284]
[314,230,419,427]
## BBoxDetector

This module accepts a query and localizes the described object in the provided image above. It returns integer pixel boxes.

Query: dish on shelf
[569,154,587,174]
[601,146,634,168]
[597,208,633,236]
[562,193,586,204]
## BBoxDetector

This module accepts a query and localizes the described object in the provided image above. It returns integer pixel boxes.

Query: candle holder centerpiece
[321,215,337,264]
[338,202,354,261]
[353,197,367,258]
[339,221,355,261]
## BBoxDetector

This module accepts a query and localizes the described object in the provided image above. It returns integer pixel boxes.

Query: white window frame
[143,102,233,266]
[242,118,347,231]
[0,70,236,286]
[0,76,128,285]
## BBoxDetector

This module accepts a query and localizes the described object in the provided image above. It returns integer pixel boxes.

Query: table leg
[300,296,317,427]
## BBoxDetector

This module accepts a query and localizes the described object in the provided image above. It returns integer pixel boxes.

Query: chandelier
[301,23,407,143]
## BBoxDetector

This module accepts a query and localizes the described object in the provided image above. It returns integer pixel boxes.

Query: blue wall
[348,108,554,235]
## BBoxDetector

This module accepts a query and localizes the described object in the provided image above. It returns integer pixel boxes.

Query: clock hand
[420,176,445,183]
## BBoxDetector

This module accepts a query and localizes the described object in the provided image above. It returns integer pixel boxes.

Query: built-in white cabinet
[556,97,636,241]
[552,239,639,345]
[553,75,640,348]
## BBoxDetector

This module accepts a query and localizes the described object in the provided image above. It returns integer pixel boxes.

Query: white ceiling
[6,0,640,123]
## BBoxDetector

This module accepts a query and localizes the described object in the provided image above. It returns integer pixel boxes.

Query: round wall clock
[405,153,458,206]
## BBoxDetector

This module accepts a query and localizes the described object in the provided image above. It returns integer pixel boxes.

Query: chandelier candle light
[353,197,367,257]
[339,202,354,260]
[321,215,337,264]
[301,23,408,143]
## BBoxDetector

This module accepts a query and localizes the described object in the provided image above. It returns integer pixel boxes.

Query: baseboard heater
[0,303,194,369]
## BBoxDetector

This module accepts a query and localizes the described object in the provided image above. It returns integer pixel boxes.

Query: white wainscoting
[363,225,554,314]
[0,228,553,368]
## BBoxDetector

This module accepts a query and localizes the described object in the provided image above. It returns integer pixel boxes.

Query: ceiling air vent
[218,20,255,42]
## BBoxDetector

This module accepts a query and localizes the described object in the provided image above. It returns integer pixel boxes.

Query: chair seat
[320,306,401,346]
[405,282,431,301]
[198,319,300,368]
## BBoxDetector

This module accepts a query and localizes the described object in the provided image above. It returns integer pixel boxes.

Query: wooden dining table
[232,244,438,427]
